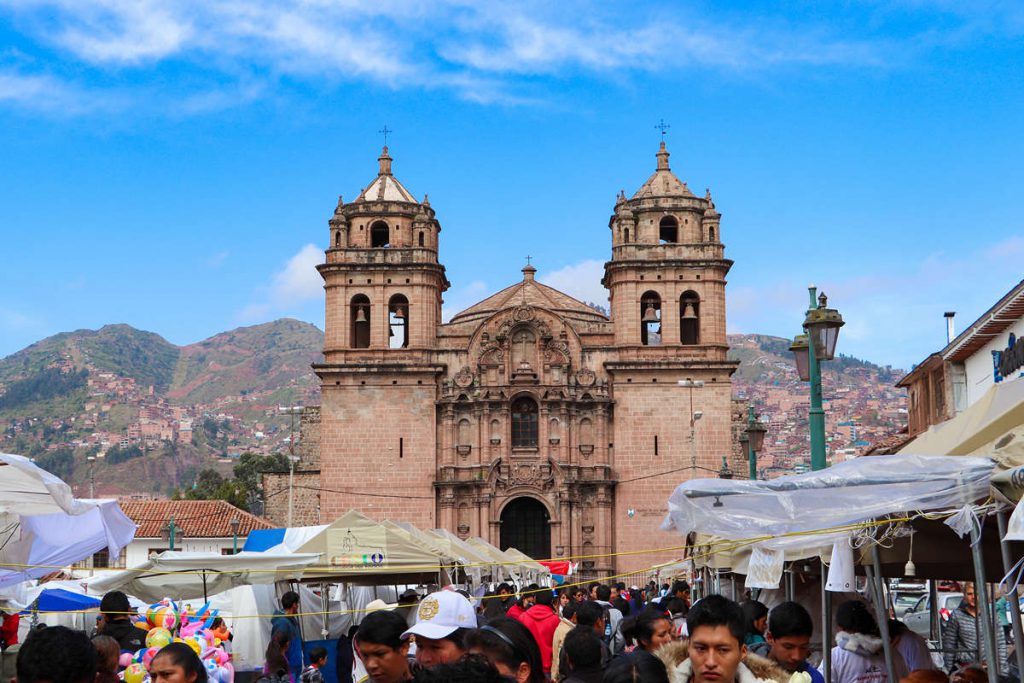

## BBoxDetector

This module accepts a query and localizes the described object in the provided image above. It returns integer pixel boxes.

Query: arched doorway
[500,497,550,561]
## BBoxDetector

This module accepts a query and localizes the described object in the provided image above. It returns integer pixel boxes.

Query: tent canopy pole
[968,522,999,683]
[867,548,897,683]
[996,510,1024,677]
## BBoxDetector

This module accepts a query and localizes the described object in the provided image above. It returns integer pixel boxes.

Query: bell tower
[319,146,449,357]
[601,141,738,568]
[315,147,448,523]
[603,142,728,350]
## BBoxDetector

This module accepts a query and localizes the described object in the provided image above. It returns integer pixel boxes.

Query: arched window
[418,231,425,246]
[334,230,342,247]
[623,227,630,243]
[511,397,539,448]
[350,294,371,348]
[708,226,716,242]
[388,294,409,348]
[640,291,662,346]
[370,221,390,248]
[680,291,700,345]
[659,216,679,244]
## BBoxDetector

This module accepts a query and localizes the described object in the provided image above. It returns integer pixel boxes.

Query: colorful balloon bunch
[119,599,234,683]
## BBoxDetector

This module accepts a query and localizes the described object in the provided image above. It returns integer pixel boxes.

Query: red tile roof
[117,499,276,538]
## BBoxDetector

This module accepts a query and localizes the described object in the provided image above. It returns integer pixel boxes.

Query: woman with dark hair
[466,616,544,683]
[741,600,769,646]
[149,642,209,683]
[619,607,673,654]
[264,629,293,683]
[601,650,669,683]
[826,601,908,683]
[91,635,120,683]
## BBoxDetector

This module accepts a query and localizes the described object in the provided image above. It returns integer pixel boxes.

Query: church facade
[312,143,738,576]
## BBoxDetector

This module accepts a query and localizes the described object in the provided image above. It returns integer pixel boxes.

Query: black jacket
[104,618,145,652]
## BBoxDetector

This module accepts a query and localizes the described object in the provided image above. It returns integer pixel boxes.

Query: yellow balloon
[124,663,146,683]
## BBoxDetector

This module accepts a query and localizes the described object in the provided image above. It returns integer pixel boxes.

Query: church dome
[355,146,418,203]
[631,142,695,199]
[449,265,608,324]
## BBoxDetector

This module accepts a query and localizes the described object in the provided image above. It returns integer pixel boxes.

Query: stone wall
[262,471,320,527]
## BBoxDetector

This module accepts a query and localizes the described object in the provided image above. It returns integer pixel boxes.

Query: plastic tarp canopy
[32,587,101,613]
[242,525,328,553]
[899,379,1024,465]
[84,551,320,602]
[499,547,551,584]
[291,510,446,581]
[424,528,502,583]
[464,537,545,583]
[662,454,993,541]
[0,453,136,588]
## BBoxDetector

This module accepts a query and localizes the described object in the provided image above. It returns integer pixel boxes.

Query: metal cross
[525,255,532,266]
[655,119,671,139]
[379,125,393,146]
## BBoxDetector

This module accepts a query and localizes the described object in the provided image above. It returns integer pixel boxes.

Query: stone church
[304,142,739,576]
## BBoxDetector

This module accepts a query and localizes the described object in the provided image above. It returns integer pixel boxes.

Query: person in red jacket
[0,609,19,649]
[516,588,560,675]
[506,586,537,621]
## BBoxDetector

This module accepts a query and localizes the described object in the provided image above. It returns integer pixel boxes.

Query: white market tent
[662,454,1011,683]
[84,550,321,602]
[0,453,135,588]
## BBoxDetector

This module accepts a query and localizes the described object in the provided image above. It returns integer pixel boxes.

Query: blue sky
[1,1,1022,371]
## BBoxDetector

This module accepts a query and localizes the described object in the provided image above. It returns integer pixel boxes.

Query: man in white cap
[401,590,477,668]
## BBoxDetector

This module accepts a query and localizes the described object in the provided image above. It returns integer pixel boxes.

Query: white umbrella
[85,551,321,602]
[0,453,136,587]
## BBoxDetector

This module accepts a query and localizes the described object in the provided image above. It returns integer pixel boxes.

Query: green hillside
[168,319,323,406]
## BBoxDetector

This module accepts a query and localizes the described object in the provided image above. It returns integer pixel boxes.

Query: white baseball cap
[401,590,476,641]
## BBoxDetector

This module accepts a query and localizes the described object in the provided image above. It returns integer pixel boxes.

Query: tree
[179,453,289,512]
[35,448,74,481]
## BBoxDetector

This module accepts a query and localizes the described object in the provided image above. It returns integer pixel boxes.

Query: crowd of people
[9,581,1015,683]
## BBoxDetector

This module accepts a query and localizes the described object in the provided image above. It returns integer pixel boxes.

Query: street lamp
[718,457,734,480]
[678,379,705,475]
[743,407,767,481]
[229,517,240,554]
[159,515,178,551]
[790,286,844,471]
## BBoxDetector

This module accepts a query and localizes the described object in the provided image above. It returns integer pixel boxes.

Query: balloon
[146,628,173,649]
[118,653,133,669]
[124,663,146,683]
[141,647,161,670]
[182,637,202,656]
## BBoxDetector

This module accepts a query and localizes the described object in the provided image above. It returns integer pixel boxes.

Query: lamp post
[743,407,767,480]
[790,286,844,471]
[160,515,177,551]
[678,379,705,476]
[86,455,96,498]
[279,405,304,528]
[229,517,240,554]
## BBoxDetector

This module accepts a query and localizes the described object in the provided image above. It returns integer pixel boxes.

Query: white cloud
[727,234,1024,370]
[0,1,941,113]
[238,243,324,323]
[538,259,608,309]
[442,280,490,322]
[0,69,109,114]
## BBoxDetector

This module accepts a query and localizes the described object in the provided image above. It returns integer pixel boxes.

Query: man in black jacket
[98,591,144,652]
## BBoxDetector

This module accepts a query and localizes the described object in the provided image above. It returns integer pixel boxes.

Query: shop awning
[899,379,1024,464]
